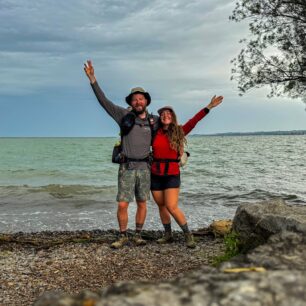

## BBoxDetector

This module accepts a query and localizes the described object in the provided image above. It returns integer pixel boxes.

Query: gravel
[0,229,224,306]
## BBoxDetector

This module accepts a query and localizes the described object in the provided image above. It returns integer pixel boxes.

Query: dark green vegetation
[230,0,306,100]
[213,231,241,266]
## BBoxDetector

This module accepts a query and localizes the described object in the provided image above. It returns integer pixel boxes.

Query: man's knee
[118,201,129,212]
[136,201,147,212]
[136,200,147,207]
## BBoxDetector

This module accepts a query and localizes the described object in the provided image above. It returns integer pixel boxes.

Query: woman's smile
[160,110,173,125]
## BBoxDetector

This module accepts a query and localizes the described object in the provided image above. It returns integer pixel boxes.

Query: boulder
[233,198,306,251]
[246,231,306,270]
[33,267,306,306]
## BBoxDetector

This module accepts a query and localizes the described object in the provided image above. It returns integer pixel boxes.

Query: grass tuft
[213,231,241,267]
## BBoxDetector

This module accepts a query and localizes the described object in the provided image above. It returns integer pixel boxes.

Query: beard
[133,105,146,115]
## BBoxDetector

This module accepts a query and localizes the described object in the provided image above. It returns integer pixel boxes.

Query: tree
[230,0,306,101]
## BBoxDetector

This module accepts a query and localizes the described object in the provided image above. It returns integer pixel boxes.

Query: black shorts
[151,174,181,191]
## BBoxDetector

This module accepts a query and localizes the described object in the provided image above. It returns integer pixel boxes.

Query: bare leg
[111,201,130,249]
[117,201,129,232]
[135,200,147,231]
[164,188,187,226]
[152,190,171,224]
[164,188,195,248]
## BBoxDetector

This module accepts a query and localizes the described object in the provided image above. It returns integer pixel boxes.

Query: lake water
[0,136,305,232]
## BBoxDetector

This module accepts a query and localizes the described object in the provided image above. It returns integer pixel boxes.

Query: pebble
[0,230,224,305]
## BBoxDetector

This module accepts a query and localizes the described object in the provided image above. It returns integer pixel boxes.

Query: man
[84,60,158,248]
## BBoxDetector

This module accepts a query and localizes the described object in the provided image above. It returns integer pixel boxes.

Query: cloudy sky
[0,0,305,137]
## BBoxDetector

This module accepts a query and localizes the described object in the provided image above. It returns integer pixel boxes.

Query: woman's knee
[167,204,179,215]
[159,204,167,210]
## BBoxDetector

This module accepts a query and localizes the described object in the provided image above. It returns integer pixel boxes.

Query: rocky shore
[31,198,306,306]
[0,228,224,305]
[2,198,306,306]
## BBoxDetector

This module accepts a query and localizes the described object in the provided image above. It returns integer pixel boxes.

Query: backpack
[112,112,156,164]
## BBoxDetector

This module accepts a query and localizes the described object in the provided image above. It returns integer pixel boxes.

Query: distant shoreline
[191,130,306,137]
[1,130,306,138]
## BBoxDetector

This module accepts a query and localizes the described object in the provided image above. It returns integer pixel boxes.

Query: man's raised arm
[84,60,127,124]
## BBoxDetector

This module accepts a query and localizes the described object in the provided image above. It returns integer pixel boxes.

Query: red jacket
[151,108,209,176]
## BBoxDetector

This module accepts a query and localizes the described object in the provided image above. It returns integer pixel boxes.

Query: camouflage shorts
[116,164,151,202]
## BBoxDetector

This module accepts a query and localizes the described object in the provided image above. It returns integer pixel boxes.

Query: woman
[151,96,223,248]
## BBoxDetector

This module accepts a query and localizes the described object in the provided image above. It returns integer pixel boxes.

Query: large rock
[96,269,306,306]
[233,198,306,251]
[245,231,306,270]
[34,267,306,306]
[221,229,306,271]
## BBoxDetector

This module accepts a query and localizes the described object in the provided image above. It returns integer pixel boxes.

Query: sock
[120,231,127,236]
[179,223,190,234]
[163,223,172,233]
[136,223,143,234]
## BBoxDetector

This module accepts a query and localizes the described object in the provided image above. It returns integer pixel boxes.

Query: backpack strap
[148,113,159,144]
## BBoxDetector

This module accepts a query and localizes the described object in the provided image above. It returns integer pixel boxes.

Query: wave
[0,184,117,199]
[2,168,66,178]
[182,189,304,206]
[10,168,37,173]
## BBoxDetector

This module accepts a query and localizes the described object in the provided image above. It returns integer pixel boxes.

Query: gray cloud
[0,0,241,55]
[1,0,302,117]
[0,1,242,86]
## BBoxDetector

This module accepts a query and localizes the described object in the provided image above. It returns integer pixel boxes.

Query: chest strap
[153,158,180,175]
[126,156,150,163]
[153,158,180,163]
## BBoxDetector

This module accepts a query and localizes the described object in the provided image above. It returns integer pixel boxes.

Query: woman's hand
[84,60,96,84]
[207,95,223,110]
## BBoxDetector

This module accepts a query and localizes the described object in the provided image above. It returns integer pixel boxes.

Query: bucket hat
[125,87,151,106]
[157,106,175,115]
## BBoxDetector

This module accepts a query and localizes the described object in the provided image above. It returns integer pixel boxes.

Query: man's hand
[207,95,223,110]
[84,60,96,84]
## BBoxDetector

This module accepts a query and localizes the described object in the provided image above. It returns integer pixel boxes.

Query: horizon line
[1,129,306,138]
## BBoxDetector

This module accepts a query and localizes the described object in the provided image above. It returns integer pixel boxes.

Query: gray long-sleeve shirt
[91,81,159,169]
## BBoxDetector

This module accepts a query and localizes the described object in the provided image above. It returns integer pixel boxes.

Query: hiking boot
[157,232,174,244]
[111,234,129,249]
[184,233,196,248]
[133,233,146,246]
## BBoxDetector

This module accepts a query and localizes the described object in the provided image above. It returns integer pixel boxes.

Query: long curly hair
[161,110,186,154]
